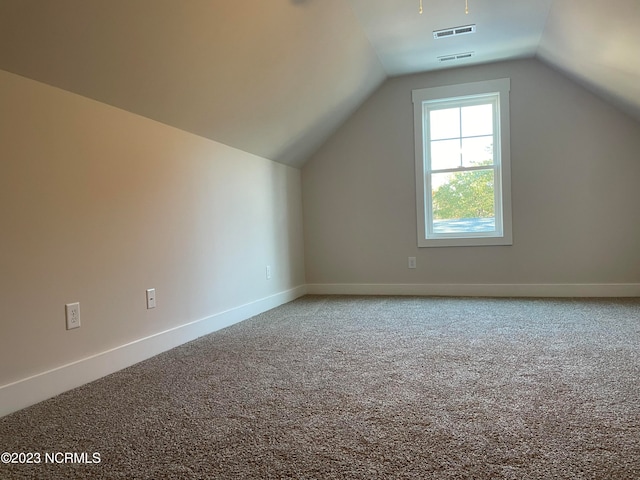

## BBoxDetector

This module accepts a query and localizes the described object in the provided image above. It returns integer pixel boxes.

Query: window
[412,78,512,247]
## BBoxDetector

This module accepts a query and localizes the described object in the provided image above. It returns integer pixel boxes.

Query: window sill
[418,235,513,248]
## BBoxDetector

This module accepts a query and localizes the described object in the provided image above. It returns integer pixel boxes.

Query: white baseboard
[306,283,640,298]
[3,282,636,417]
[0,285,307,418]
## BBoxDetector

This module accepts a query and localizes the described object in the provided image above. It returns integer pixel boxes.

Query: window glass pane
[461,104,493,137]
[431,170,496,233]
[430,139,460,170]
[429,108,460,140]
[462,136,493,167]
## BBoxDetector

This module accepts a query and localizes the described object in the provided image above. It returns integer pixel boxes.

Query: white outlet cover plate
[65,302,81,330]
[146,289,156,309]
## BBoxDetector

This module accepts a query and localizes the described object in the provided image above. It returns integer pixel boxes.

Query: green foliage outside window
[432,169,495,219]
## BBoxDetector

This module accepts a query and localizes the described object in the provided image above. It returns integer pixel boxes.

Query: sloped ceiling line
[0,0,637,168]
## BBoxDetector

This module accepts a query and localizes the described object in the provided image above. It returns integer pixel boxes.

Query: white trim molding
[4,282,638,418]
[306,283,640,297]
[0,285,307,418]
[413,78,513,248]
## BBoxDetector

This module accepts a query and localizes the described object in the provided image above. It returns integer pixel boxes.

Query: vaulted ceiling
[0,0,638,167]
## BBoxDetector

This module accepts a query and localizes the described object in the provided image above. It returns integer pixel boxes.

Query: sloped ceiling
[0,0,386,167]
[347,0,640,121]
[537,0,640,121]
[0,1,638,168]
[347,0,554,75]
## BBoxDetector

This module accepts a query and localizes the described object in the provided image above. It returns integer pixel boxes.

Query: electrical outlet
[65,302,81,330]
[146,288,156,309]
[266,265,272,280]
[408,257,417,269]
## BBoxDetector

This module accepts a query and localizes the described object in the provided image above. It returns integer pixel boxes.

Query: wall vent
[433,24,476,39]
[437,52,475,63]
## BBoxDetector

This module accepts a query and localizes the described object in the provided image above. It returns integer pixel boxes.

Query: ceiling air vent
[438,52,475,63]
[433,24,476,40]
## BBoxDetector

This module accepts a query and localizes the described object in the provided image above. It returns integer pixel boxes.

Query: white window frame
[412,78,513,247]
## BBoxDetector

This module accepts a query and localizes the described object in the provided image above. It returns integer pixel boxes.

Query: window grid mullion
[428,165,494,175]
[458,107,463,168]
[431,133,493,142]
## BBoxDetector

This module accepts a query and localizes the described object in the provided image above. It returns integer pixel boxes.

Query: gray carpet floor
[1,295,639,479]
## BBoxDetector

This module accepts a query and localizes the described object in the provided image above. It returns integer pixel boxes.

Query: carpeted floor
[1,295,639,479]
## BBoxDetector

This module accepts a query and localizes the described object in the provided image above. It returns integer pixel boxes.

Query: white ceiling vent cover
[438,52,475,63]
[433,24,476,39]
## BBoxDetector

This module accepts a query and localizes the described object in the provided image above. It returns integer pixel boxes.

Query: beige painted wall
[0,70,305,386]
[302,58,640,285]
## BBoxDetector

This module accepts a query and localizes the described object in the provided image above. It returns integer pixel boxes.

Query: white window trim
[412,78,513,247]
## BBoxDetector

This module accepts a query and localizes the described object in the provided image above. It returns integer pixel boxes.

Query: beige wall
[302,59,640,285]
[0,70,305,386]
